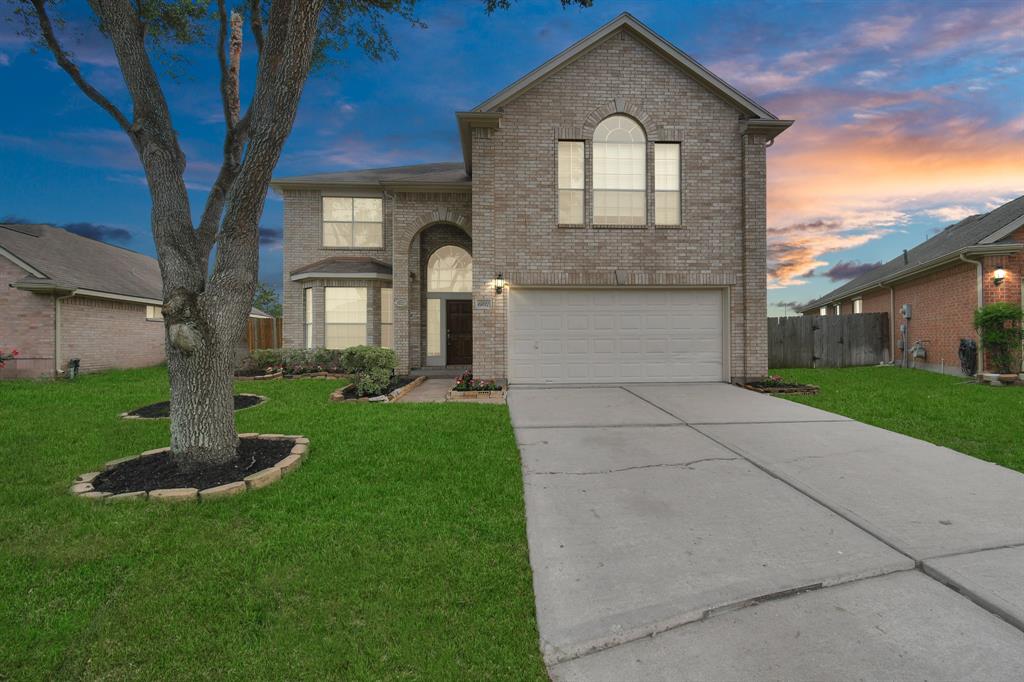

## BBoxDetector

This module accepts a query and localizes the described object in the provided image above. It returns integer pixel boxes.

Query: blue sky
[1,0,1021,315]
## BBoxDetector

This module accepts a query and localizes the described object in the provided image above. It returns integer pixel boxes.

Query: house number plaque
[474,299,493,310]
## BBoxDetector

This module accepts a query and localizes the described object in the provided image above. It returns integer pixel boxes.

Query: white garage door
[508,288,725,384]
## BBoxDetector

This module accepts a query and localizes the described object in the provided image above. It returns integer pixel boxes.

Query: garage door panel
[509,288,725,384]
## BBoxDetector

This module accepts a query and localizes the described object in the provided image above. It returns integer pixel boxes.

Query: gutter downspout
[884,284,895,364]
[959,253,984,373]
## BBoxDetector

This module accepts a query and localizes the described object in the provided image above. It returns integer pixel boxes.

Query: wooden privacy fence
[247,317,282,352]
[768,313,889,368]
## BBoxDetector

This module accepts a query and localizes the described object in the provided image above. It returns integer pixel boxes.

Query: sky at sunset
[0,0,1021,315]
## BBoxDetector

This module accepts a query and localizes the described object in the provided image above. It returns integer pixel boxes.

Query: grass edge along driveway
[771,366,1024,474]
[0,366,547,680]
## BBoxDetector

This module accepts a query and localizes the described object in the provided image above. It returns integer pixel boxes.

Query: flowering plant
[453,370,501,392]
[0,348,18,369]
[761,374,788,387]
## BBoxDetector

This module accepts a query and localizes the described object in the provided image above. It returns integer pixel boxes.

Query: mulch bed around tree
[123,394,265,419]
[92,437,295,494]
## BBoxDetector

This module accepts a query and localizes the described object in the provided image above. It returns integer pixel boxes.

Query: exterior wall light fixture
[993,267,1007,286]
[494,273,505,294]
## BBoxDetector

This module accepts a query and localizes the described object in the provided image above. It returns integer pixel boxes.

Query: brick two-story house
[273,13,792,384]
[800,195,1024,374]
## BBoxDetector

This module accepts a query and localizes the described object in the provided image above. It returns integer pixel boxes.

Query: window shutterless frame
[321,194,384,249]
[592,115,646,225]
[303,287,314,348]
[557,140,584,224]
[654,143,681,226]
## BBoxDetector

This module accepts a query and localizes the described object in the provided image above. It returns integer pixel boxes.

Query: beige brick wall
[59,296,165,373]
[0,255,56,378]
[281,27,771,381]
[471,28,767,381]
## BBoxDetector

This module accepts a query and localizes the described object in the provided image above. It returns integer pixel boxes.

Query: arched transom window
[593,115,646,225]
[427,245,472,292]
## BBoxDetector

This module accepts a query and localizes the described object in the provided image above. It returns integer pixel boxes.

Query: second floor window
[654,143,680,225]
[323,197,382,248]
[593,115,646,225]
[557,141,584,224]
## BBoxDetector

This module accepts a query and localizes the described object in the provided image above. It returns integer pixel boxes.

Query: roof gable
[472,12,778,120]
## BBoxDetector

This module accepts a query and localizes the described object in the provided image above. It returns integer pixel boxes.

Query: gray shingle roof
[272,162,468,188]
[290,256,393,279]
[0,223,163,301]
[801,195,1024,311]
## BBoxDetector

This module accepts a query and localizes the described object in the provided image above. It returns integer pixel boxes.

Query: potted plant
[974,302,1023,384]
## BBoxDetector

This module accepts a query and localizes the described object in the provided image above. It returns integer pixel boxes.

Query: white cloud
[922,205,977,222]
[0,53,9,66]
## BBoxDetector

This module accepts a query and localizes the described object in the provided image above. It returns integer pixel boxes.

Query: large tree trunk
[167,334,239,469]
[33,0,325,469]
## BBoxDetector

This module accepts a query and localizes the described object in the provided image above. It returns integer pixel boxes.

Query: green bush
[340,345,396,374]
[974,302,1023,374]
[241,346,396,389]
[355,367,393,397]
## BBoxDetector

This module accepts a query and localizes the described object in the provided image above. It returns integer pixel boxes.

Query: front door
[446,299,472,365]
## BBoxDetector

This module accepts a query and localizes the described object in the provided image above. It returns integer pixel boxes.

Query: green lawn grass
[1,366,546,680]
[770,366,1024,474]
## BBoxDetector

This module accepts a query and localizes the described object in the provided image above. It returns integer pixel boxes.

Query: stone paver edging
[446,385,508,403]
[70,435,309,503]
[329,375,426,403]
[119,393,268,420]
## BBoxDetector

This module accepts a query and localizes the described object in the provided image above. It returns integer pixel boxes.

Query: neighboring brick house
[0,223,167,378]
[272,13,792,384]
[800,195,1024,374]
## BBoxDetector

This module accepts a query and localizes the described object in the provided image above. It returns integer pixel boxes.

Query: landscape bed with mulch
[334,376,417,401]
[744,378,819,395]
[122,393,266,419]
[92,437,295,494]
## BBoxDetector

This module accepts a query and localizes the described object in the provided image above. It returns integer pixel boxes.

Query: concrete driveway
[509,383,1024,680]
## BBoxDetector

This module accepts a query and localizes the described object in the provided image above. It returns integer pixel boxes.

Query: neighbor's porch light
[494,273,505,294]
[993,267,1007,286]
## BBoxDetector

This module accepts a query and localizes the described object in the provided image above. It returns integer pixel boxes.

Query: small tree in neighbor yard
[13,0,590,471]
[253,281,282,318]
[974,302,1024,374]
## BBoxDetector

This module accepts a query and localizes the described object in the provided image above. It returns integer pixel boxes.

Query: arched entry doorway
[425,244,473,366]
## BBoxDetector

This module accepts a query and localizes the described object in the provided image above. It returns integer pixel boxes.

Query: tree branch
[198,7,247,257]
[29,0,133,137]
[248,0,265,55]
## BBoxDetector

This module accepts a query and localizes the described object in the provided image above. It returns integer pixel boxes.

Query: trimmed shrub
[974,302,1023,374]
[340,345,396,374]
[240,346,397,391]
[355,367,393,397]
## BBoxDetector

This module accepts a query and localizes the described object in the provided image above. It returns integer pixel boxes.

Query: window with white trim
[819,306,827,316]
[145,305,163,321]
[654,143,680,225]
[834,304,841,315]
[593,115,646,225]
[324,287,367,349]
[381,288,393,349]
[853,299,863,314]
[303,288,313,348]
[322,197,383,248]
[557,141,584,224]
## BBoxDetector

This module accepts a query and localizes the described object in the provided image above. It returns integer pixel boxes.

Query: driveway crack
[529,456,738,476]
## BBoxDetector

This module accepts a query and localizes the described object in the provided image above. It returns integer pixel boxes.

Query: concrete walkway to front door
[508,383,1024,680]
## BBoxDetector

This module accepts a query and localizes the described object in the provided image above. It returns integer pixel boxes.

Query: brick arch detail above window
[581,99,660,141]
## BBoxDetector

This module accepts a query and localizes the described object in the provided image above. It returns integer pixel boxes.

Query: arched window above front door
[427,245,472,292]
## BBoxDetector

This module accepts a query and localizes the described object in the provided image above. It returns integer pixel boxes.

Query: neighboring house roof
[272,162,469,190]
[290,256,393,282]
[800,195,1024,312]
[249,307,273,318]
[0,223,163,303]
